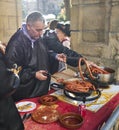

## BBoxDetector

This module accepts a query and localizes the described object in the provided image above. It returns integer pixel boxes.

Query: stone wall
[0,0,22,43]
[71,0,119,82]
[0,0,118,82]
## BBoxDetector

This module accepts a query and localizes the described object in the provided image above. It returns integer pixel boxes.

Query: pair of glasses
[30,25,44,33]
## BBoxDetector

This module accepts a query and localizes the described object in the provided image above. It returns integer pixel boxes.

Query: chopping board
[51,69,76,82]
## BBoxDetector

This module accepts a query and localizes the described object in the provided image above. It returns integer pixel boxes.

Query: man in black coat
[0,44,24,130]
[5,12,66,101]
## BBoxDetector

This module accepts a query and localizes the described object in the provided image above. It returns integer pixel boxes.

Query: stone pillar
[0,0,22,43]
[70,0,119,82]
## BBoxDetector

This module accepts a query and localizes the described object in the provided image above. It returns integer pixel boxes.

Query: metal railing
[100,105,119,130]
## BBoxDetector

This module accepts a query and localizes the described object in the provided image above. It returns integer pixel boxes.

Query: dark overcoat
[5,29,59,101]
[0,52,24,130]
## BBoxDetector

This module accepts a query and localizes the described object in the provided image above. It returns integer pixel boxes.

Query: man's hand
[35,70,48,80]
[56,53,66,62]
[0,43,6,54]
[86,60,99,68]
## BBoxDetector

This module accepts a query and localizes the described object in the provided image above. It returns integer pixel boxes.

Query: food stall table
[16,68,119,130]
[17,84,119,130]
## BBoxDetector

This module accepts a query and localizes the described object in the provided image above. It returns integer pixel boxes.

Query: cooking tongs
[78,58,103,81]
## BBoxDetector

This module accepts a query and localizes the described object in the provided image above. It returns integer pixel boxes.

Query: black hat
[56,22,70,37]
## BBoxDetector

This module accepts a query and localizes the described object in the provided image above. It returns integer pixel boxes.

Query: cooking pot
[78,58,115,85]
[93,67,115,84]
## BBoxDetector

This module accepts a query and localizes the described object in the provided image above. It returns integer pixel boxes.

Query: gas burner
[64,89,101,102]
